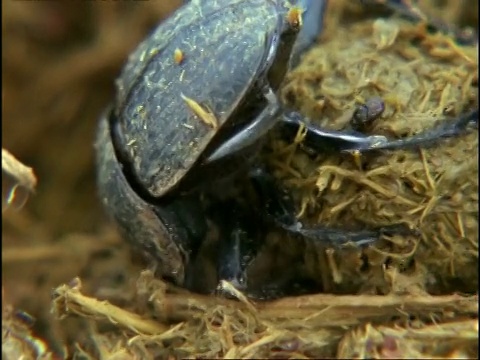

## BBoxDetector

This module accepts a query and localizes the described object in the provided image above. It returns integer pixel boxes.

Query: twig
[2,148,37,212]
[52,278,168,335]
[156,292,477,328]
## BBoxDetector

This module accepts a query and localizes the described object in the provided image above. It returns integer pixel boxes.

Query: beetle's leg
[210,200,263,291]
[205,88,281,163]
[354,109,478,152]
[290,0,328,66]
[249,165,414,246]
[152,194,210,290]
[279,109,478,153]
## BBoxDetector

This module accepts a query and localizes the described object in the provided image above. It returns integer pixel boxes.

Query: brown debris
[181,94,219,129]
[51,271,478,358]
[2,149,37,212]
[174,48,185,65]
[53,278,168,335]
[338,319,478,359]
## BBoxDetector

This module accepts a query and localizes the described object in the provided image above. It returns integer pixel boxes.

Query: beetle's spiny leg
[279,109,478,153]
[350,109,478,152]
[205,88,281,163]
[282,222,417,247]
[248,164,414,247]
[279,110,388,153]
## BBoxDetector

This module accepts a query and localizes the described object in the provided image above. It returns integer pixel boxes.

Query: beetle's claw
[280,109,478,153]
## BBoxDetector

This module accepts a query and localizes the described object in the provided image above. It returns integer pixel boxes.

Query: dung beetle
[96,0,478,296]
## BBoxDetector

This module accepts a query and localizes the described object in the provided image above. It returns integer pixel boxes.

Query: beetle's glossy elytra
[114,0,300,198]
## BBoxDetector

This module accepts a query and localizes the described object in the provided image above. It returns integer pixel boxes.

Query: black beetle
[96,0,477,296]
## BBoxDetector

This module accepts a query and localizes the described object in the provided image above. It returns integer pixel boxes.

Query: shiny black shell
[96,113,186,281]
[114,0,289,197]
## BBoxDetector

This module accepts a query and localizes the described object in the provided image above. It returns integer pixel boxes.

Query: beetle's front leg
[249,165,415,246]
[279,109,478,153]
[210,200,263,292]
